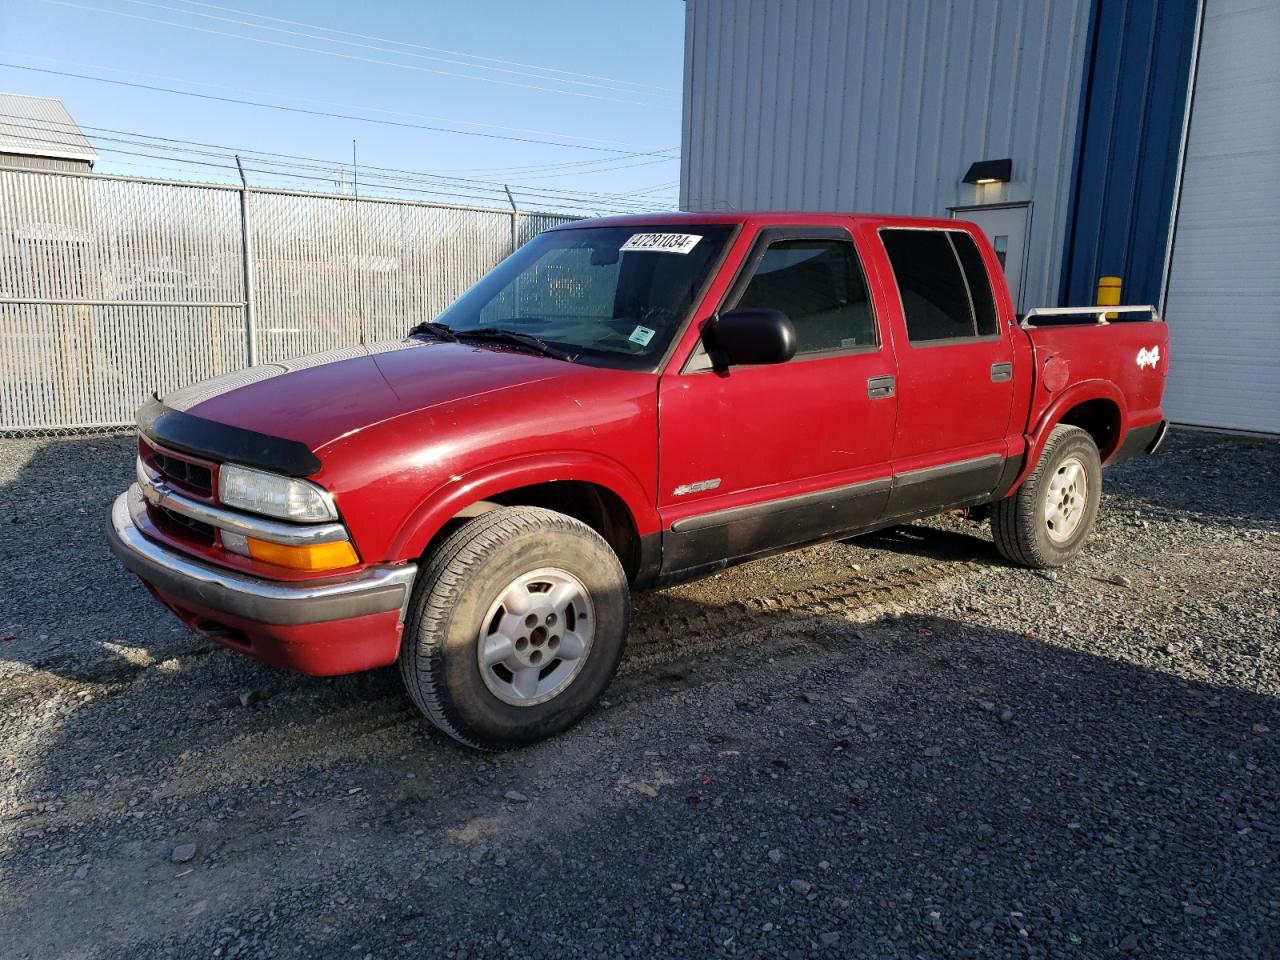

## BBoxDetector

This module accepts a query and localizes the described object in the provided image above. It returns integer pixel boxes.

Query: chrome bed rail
[1020,305,1161,329]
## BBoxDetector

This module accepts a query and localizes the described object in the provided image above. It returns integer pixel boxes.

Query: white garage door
[1162,0,1280,433]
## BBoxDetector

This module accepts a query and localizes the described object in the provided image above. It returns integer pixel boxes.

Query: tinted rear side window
[881,230,977,342]
[951,231,999,336]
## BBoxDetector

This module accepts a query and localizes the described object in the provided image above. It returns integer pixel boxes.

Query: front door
[657,226,898,576]
[952,204,1029,313]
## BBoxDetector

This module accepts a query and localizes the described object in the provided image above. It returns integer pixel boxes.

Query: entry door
[953,204,1029,313]
[657,227,898,575]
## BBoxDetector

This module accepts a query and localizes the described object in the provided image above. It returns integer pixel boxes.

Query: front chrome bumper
[106,489,417,626]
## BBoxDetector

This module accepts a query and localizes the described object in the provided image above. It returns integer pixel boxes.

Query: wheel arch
[390,454,657,583]
[1009,381,1127,493]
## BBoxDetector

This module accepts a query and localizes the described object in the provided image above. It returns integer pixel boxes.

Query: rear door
[657,225,898,575]
[875,227,1018,517]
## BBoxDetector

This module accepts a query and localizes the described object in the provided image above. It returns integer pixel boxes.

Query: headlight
[218,464,338,522]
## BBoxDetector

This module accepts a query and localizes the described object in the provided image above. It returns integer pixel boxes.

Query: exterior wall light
[962,159,1013,185]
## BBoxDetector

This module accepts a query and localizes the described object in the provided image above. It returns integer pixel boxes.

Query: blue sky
[0,0,685,214]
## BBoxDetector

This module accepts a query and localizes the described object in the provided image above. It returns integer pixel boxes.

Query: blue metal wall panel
[1060,0,1199,307]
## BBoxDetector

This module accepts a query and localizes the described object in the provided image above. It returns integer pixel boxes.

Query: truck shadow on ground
[3,598,1277,959]
[852,522,999,563]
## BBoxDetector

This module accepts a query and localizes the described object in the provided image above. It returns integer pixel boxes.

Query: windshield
[434,224,735,369]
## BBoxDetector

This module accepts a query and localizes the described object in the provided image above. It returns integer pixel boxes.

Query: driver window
[736,239,877,355]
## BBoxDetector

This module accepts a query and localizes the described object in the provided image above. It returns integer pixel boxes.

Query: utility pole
[234,155,258,367]
[504,184,519,254]
[352,139,366,345]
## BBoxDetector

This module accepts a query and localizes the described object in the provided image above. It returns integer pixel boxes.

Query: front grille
[152,451,213,496]
[156,505,216,545]
[137,439,221,550]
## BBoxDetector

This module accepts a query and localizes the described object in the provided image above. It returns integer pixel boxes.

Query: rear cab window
[880,229,1001,343]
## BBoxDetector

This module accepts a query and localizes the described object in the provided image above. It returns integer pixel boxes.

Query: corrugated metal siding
[0,153,92,172]
[1059,0,1199,309]
[681,0,1094,311]
[1161,0,1280,433]
[0,94,99,164]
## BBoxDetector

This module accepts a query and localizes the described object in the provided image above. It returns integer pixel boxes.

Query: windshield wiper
[455,327,578,362]
[408,321,459,342]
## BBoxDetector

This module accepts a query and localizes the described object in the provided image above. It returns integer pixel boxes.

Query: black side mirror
[709,308,797,366]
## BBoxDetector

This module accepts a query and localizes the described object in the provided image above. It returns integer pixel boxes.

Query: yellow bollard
[1096,275,1122,320]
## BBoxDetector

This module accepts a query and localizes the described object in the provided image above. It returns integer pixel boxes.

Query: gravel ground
[1,428,1277,959]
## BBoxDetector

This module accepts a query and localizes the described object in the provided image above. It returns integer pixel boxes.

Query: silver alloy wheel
[1044,456,1088,543]
[476,567,595,707]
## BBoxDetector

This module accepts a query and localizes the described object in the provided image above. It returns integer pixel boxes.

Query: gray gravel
[1,428,1277,959]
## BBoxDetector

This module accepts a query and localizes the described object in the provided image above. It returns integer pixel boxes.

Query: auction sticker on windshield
[620,233,702,254]
[628,325,656,346]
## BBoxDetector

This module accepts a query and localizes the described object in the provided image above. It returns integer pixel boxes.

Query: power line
[614,179,682,197]
[0,62,673,155]
[0,94,678,180]
[40,0,670,107]
[2,53,667,151]
[421,151,679,177]
[4,137,645,213]
[359,142,680,177]
[125,0,680,98]
[506,157,681,181]
[0,122,675,213]
[167,0,679,95]
[0,116,678,208]
[420,151,679,180]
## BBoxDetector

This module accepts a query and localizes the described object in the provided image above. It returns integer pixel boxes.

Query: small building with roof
[0,93,98,172]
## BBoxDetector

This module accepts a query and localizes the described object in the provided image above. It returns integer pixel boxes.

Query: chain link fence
[0,166,576,434]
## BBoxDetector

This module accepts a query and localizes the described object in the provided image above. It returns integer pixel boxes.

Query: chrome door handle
[867,375,896,399]
[990,362,1013,383]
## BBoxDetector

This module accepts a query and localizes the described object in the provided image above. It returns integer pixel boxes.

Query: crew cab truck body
[107,212,1169,748]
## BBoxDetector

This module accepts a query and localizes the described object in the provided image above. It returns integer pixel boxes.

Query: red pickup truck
[108,212,1169,749]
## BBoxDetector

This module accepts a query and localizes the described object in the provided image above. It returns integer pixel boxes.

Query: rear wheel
[399,506,629,750]
[991,425,1102,568]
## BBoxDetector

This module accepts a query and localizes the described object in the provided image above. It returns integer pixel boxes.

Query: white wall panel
[1162,0,1280,432]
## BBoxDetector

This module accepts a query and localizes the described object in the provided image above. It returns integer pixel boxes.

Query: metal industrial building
[0,93,98,171]
[680,0,1279,433]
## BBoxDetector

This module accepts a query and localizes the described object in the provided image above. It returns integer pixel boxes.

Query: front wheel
[399,506,630,750]
[991,424,1102,568]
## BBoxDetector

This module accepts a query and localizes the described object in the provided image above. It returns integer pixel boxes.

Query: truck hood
[161,338,573,453]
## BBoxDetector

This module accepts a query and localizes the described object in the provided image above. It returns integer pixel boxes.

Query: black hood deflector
[137,399,323,477]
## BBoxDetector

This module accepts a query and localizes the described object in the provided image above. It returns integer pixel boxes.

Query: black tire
[991,424,1102,568]
[399,506,630,750]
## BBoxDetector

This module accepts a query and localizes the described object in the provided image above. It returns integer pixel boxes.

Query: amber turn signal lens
[246,537,359,571]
